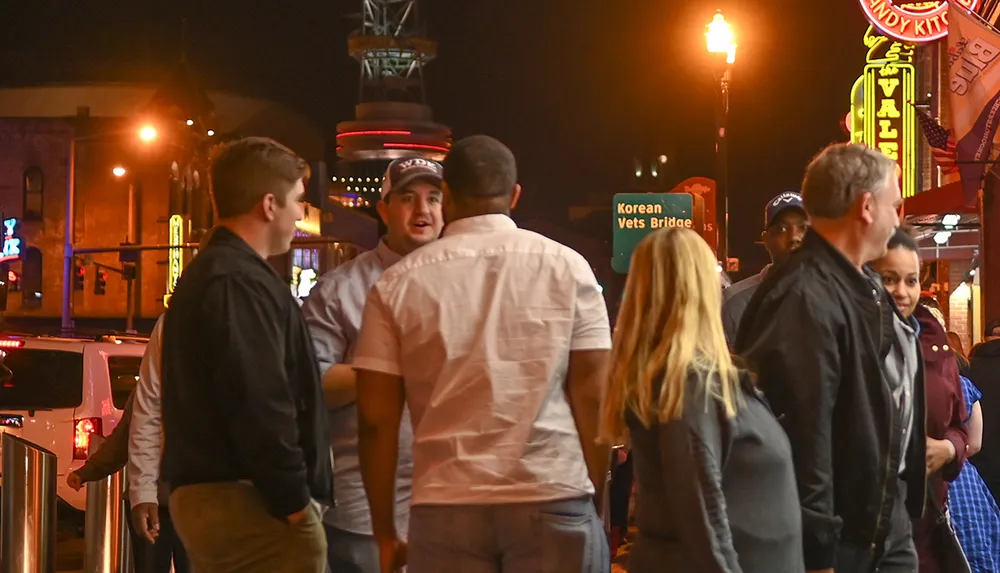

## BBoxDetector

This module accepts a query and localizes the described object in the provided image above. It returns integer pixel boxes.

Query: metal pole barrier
[83,462,132,573]
[1,433,58,573]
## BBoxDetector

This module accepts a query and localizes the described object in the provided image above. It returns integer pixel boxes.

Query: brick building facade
[0,84,327,327]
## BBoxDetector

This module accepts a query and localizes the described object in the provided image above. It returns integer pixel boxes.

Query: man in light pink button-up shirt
[353,135,613,573]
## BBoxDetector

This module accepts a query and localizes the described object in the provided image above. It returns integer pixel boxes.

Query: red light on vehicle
[0,340,24,349]
[383,143,450,153]
[338,130,412,138]
[73,417,102,460]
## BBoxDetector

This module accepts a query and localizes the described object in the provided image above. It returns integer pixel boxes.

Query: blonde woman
[602,228,803,573]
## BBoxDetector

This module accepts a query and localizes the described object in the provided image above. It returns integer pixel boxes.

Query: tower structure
[333,0,452,209]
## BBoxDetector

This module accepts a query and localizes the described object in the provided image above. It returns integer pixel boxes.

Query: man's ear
[510,184,522,210]
[261,193,278,222]
[858,192,876,226]
[376,199,390,226]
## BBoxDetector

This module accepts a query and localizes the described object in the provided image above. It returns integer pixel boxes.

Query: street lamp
[138,125,158,143]
[62,127,156,333]
[112,166,127,178]
[706,12,737,64]
[706,10,736,269]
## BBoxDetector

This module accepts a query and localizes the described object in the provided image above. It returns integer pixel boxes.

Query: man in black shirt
[161,137,332,573]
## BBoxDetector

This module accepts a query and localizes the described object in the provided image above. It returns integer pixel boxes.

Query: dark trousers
[609,452,633,529]
[125,501,191,573]
[324,524,380,573]
[835,479,917,573]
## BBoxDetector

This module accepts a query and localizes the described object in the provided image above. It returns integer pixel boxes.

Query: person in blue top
[950,375,1000,573]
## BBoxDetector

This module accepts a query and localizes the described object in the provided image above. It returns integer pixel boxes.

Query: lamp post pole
[706,10,736,269]
[716,68,731,268]
[61,138,76,335]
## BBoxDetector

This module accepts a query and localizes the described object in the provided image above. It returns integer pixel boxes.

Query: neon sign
[859,0,981,44]
[848,26,918,198]
[864,62,916,197]
[0,218,21,263]
[164,214,184,308]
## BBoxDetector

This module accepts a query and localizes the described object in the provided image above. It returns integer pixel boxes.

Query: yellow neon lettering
[877,98,901,119]
[929,15,942,34]
[878,119,898,139]
[878,141,899,160]
[873,0,891,21]
[914,19,927,37]
[166,214,184,308]
[878,77,900,97]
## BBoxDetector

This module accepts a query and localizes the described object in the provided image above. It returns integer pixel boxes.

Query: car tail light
[0,340,24,349]
[73,417,102,460]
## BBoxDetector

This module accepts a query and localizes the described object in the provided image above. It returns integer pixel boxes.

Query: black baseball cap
[380,158,443,199]
[765,191,806,229]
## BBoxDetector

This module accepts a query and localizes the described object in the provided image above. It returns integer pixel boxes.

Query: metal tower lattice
[349,0,437,103]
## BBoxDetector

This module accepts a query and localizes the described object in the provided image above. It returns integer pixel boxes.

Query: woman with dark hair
[948,331,973,379]
[872,228,970,573]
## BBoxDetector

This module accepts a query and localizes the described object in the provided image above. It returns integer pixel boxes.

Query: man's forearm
[359,424,400,540]
[323,364,358,409]
[570,390,610,499]
[126,416,162,505]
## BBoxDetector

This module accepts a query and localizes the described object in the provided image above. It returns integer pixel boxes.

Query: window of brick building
[23,167,43,221]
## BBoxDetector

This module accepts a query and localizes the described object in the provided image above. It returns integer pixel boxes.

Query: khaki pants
[170,482,326,573]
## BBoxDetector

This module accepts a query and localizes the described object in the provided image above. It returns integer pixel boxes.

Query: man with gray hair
[734,143,925,573]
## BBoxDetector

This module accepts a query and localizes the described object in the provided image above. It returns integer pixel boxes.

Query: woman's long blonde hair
[601,227,741,442]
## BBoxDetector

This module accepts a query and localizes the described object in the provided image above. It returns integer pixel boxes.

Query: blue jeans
[323,524,379,573]
[407,496,609,573]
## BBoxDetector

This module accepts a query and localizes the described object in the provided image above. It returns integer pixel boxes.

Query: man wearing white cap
[302,157,444,573]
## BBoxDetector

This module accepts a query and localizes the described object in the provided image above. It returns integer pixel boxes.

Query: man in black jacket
[970,319,1000,496]
[735,143,925,573]
[161,137,332,573]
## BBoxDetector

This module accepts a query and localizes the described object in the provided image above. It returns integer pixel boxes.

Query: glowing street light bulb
[706,11,737,65]
[112,166,127,178]
[207,129,215,137]
[138,125,158,142]
[186,119,195,126]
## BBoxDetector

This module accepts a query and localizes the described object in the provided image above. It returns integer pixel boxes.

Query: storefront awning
[903,181,978,217]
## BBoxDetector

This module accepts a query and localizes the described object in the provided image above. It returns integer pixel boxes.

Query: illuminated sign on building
[859,0,981,44]
[0,218,21,263]
[164,214,184,308]
[865,63,916,197]
[611,193,694,274]
[848,26,918,198]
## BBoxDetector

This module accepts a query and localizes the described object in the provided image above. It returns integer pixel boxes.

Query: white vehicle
[0,334,146,512]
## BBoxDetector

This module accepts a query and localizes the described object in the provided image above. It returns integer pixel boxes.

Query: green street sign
[612,193,694,274]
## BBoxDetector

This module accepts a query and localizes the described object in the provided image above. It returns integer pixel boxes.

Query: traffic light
[74,262,85,291]
[94,269,107,296]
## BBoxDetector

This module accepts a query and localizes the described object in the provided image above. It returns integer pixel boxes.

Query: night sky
[0,0,873,273]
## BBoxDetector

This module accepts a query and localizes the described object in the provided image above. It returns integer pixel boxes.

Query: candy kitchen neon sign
[860,0,982,44]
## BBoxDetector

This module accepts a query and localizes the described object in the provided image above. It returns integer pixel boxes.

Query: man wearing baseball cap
[722,191,808,343]
[302,157,444,573]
